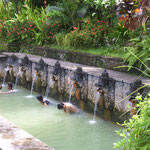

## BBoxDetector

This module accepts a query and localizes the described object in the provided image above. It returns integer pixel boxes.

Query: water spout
[14,67,22,89]
[29,72,37,97]
[68,84,74,103]
[89,92,101,124]
[30,73,37,96]
[2,66,10,86]
[45,77,54,99]
[67,77,74,103]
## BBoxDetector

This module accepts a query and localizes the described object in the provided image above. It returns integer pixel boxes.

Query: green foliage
[109,22,130,45]
[114,95,150,150]
[54,32,68,46]
[125,34,150,71]
[0,0,16,21]
[61,19,109,48]
[46,0,88,28]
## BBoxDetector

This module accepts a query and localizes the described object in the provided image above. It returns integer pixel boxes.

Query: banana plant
[46,0,88,28]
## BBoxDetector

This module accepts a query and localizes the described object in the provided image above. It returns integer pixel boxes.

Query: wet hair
[57,103,64,110]
[129,97,136,102]
[8,82,13,89]
[36,94,43,102]
[0,85,2,90]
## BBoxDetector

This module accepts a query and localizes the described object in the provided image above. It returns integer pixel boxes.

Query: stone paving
[0,116,54,150]
[2,52,150,84]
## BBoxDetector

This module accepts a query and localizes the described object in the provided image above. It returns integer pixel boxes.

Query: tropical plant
[46,0,88,28]
[0,0,16,21]
[125,34,150,71]
[109,21,130,45]
[114,93,150,150]
[62,19,109,48]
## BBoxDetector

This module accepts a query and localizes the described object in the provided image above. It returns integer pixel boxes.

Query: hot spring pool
[0,85,121,150]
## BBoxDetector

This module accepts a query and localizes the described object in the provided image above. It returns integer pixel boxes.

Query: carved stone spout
[53,61,62,75]
[73,67,84,84]
[35,58,48,72]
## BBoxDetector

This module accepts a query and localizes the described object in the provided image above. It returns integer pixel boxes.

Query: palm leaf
[45,6,64,14]
[76,6,88,18]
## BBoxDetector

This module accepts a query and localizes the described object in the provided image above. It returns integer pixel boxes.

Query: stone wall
[27,46,128,72]
[1,53,149,123]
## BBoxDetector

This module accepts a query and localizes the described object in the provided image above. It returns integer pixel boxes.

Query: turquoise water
[0,85,121,150]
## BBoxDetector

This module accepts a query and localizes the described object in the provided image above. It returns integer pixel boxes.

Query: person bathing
[0,82,15,94]
[57,102,78,113]
[36,94,56,106]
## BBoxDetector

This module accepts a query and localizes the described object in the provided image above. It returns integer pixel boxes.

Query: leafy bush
[114,94,150,150]
[63,19,109,48]
[125,35,150,71]
[108,21,130,45]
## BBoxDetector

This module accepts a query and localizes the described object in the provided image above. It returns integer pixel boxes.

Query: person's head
[97,88,104,94]
[57,103,64,110]
[8,82,13,90]
[0,85,2,90]
[36,94,43,103]
[129,97,136,103]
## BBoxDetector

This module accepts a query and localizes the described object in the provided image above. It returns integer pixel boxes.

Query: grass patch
[49,45,126,58]
[0,43,7,52]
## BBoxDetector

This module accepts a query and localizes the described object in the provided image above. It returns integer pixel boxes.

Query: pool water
[0,85,121,150]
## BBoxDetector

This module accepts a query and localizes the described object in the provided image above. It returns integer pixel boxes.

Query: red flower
[74,27,78,30]
[34,26,37,28]
[30,25,32,27]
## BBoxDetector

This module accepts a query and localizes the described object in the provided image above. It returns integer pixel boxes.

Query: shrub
[63,19,109,48]
[114,94,150,150]
[125,34,150,71]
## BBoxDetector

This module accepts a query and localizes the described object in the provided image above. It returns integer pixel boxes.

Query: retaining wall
[1,53,149,123]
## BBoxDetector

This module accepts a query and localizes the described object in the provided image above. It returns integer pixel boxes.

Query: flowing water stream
[14,67,22,89]
[89,92,101,125]
[45,78,54,99]
[2,66,9,86]
[0,85,121,150]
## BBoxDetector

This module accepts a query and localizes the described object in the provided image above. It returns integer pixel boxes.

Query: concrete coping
[2,52,150,84]
[0,55,7,58]
[0,115,54,150]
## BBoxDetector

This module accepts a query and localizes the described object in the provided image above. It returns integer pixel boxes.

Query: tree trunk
[15,0,19,14]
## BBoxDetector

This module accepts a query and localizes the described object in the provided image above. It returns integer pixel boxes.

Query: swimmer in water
[0,83,15,94]
[0,84,2,93]
[36,94,54,106]
[57,102,78,113]
[7,82,14,93]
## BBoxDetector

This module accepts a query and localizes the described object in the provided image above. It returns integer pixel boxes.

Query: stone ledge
[29,46,128,72]
[2,52,150,84]
[0,116,54,150]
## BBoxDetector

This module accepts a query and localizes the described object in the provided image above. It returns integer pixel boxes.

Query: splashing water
[2,66,10,86]
[45,78,54,99]
[68,84,74,103]
[89,92,101,124]
[14,67,22,89]
[30,72,37,96]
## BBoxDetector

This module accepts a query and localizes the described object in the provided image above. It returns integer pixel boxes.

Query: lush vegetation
[1,1,150,150]
[114,94,150,150]
[0,0,150,65]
